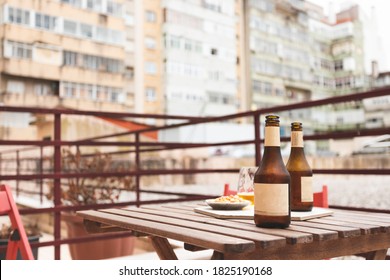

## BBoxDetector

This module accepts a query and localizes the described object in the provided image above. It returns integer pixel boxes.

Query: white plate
[205,199,250,210]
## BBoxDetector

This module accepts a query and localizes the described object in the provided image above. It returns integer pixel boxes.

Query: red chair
[313,185,328,208]
[0,184,34,260]
[223,183,237,196]
[225,183,329,207]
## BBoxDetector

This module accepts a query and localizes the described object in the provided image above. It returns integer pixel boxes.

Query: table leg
[211,251,224,260]
[149,236,178,260]
[360,249,388,260]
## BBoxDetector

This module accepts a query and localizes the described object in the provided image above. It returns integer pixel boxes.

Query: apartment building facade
[0,0,138,141]
[0,0,133,112]
[246,1,372,128]
[132,0,164,119]
[248,0,312,110]
[161,0,238,119]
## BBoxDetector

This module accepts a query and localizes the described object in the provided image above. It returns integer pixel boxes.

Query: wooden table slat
[332,209,390,223]
[141,205,367,239]
[135,206,313,245]
[293,220,361,238]
[142,205,206,216]
[307,218,382,235]
[287,224,339,241]
[102,208,286,249]
[77,210,255,254]
[173,205,367,239]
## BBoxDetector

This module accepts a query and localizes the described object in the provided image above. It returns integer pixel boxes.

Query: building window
[145,62,157,74]
[63,51,78,66]
[107,1,122,16]
[7,80,25,94]
[106,58,122,73]
[60,0,82,7]
[80,23,93,38]
[109,89,118,102]
[146,11,157,22]
[335,77,352,89]
[209,71,220,81]
[145,87,157,101]
[203,0,222,13]
[34,84,51,96]
[334,60,343,71]
[35,13,57,31]
[194,41,202,53]
[125,14,134,26]
[110,30,123,44]
[275,88,285,96]
[63,20,77,35]
[62,0,121,16]
[62,82,77,98]
[111,91,120,103]
[208,92,234,104]
[96,27,108,41]
[8,7,30,25]
[252,80,275,95]
[86,0,103,12]
[86,0,94,9]
[320,59,334,71]
[184,39,192,51]
[125,67,134,79]
[208,92,219,103]
[6,5,122,46]
[85,84,97,100]
[67,20,121,45]
[323,77,334,89]
[3,41,32,59]
[63,51,122,73]
[104,88,124,103]
[264,82,272,95]
[145,37,156,49]
[61,82,124,102]
[165,35,181,49]
[83,55,98,70]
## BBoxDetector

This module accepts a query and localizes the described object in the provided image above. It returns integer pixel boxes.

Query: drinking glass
[236,167,257,205]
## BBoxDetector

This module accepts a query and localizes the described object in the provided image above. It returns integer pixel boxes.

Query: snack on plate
[214,195,246,203]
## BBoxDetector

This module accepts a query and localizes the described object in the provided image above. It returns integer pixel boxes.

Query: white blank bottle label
[264,127,280,146]
[301,176,313,202]
[291,131,303,147]
[254,183,289,216]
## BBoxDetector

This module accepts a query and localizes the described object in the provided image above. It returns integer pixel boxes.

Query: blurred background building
[0,0,130,110]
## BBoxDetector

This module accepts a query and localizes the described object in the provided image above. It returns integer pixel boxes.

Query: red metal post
[53,113,62,260]
[135,133,140,207]
[76,145,80,192]
[40,146,43,204]
[16,150,19,196]
[254,113,261,166]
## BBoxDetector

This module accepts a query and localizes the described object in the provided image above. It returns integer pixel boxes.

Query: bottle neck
[291,130,303,148]
[264,126,280,147]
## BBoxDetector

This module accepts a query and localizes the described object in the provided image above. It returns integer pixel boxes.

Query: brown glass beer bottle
[254,115,291,228]
[286,122,313,211]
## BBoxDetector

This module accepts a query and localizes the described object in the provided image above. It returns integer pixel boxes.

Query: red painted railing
[1,87,390,259]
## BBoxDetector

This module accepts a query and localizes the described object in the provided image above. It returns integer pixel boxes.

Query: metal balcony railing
[1,87,390,259]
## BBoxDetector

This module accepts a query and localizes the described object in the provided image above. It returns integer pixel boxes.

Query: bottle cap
[291,122,302,130]
[265,115,280,124]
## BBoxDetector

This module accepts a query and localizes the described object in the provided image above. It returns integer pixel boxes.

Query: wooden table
[77,204,390,260]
